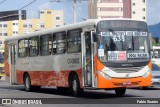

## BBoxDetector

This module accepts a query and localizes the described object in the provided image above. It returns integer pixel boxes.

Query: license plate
[123,82,132,85]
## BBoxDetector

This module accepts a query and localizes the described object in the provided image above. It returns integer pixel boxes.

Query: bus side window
[53,32,66,54]
[18,39,28,57]
[40,34,52,56]
[67,29,81,53]
[29,37,39,57]
[52,35,57,54]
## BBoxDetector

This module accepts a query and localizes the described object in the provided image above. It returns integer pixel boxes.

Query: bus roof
[5,18,147,41]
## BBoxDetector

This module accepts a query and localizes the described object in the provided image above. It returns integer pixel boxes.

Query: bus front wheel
[115,87,126,96]
[24,74,41,92]
[69,74,83,97]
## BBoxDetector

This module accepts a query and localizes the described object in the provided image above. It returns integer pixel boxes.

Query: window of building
[28,24,32,28]
[13,31,18,34]
[119,8,123,11]
[56,24,60,27]
[3,33,7,36]
[133,3,135,6]
[143,0,145,3]
[40,34,52,56]
[143,8,145,11]
[40,24,45,28]
[143,16,145,20]
[47,11,52,14]
[0,24,2,27]
[67,29,81,53]
[40,11,45,14]
[0,33,2,36]
[18,39,29,57]
[133,11,135,14]
[29,37,39,57]
[3,24,7,28]
[23,24,27,28]
[53,32,66,54]
[56,16,60,20]
[13,23,18,26]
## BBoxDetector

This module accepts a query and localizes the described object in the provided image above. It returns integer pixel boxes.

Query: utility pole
[73,0,76,23]
[50,0,87,23]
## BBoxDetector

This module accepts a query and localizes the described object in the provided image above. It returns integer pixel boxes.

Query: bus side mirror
[92,32,98,42]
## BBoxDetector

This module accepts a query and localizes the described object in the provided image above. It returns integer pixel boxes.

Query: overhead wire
[0,0,7,5]
[18,0,37,10]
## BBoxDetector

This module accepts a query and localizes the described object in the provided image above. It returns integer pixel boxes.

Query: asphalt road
[0,79,160,107]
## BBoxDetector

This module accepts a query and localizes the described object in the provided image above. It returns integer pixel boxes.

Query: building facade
[0,9,64,37]
[0,9,64,52]
[88,0,146,20]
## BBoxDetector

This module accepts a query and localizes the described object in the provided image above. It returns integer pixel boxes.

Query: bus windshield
[97,20,150,63]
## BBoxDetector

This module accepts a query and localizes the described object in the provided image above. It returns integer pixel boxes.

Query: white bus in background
[152,46,160,66]
[4,19,152,96]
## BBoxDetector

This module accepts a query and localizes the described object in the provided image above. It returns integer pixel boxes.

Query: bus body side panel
[15,69,82,87]
[15,53,82,87]
[94,56,152,89]
[16,70,24,84]
[57,69,82,88]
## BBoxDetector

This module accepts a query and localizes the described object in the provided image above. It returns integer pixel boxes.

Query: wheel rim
[25,77,30,89]
[73,79,77,93]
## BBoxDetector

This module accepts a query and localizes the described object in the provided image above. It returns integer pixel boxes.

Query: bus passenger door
[81,32,95,87]
[9,45,17,84]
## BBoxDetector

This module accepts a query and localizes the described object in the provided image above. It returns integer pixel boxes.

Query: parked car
[151,63,160,87]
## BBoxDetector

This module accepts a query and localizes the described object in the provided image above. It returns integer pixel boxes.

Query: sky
[0,0,159,25]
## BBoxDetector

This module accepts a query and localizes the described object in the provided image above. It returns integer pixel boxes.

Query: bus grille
[108,66,144,73]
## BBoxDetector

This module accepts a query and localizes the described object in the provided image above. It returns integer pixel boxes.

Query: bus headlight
[98,71,111,80]
[143,70,151,78]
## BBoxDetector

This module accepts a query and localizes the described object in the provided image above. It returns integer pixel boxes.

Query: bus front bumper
[96,73,152,89]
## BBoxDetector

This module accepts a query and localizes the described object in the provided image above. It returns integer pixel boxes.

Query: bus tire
[69,74,83,97]
[115,87,126,96]
[24,74,33,92]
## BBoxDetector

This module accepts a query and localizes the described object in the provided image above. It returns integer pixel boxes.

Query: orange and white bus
[4,19,152,96]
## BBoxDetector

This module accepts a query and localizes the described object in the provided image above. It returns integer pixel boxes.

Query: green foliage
[152,36,160,46]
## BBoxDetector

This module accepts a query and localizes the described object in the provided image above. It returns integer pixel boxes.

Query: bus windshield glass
[97,20,150,63]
